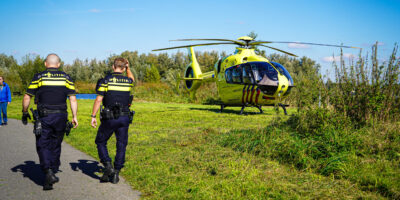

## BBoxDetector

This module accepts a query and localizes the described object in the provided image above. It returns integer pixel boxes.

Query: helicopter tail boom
[181,47,215,99]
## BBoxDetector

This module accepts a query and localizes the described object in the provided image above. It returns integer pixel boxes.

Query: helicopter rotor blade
[258,44,298,57]
[152,42,238,51]
[251,41,361,49]
[171,39,245,46]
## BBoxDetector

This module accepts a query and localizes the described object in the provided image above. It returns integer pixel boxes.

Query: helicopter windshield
[225,62,279,85]
[271,62,293,85]
[252,62,278,82]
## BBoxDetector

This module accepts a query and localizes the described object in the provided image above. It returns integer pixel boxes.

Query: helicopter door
[225,67,233,83]
[242,64,255,84]
[231,66,242,83]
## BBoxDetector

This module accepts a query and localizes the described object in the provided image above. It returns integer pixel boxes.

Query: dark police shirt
[96,72,134,109]
[26,68,76,110]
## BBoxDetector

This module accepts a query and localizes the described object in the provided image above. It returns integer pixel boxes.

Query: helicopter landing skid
[220,104,289,115]
[278,103,288,115]
[238,105,263,115]
[220,105,226,113]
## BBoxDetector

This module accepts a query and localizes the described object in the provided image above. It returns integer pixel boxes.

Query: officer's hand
[91,118,97,128]
[72,117,78,128]
[22,112,31,125]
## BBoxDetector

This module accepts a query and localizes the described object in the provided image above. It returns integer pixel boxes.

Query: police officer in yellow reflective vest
[22,53,78,190]
[91,57,134,184]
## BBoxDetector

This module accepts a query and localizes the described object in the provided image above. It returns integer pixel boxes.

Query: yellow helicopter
[153,36,359,114]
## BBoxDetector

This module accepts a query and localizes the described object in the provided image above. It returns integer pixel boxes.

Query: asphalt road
[0,119,141,200]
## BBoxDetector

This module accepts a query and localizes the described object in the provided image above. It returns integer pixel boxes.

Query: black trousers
[95,116,129,170]
[36,113,67,171]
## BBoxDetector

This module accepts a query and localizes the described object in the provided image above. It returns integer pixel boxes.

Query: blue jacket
[0,82,11,102]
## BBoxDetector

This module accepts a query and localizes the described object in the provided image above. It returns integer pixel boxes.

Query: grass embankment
[7,97,393,199]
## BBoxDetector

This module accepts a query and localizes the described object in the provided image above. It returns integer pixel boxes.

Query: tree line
[1,42,398,123]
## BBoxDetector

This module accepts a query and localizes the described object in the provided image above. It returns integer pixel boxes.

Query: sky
[1,0,399,76]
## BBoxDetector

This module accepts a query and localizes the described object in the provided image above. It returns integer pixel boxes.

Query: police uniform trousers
[95,116,129,170]
[36,113,67,171]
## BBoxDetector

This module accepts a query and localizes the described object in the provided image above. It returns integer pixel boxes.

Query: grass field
[7,97,391,199]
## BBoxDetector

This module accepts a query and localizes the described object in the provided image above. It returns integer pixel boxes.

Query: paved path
[0,119,141,200]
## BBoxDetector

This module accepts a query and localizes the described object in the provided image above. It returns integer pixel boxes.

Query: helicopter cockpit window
[225,68,233,83]
[250,62,278,83]
[231,66,242,83]
[271,62,293,85]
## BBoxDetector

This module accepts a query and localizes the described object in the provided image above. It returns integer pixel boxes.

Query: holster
[30,108,42,136]
[129,111,135,124]
[100,107,114,121]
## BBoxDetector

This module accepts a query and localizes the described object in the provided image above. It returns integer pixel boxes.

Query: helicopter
[153,36,359,115]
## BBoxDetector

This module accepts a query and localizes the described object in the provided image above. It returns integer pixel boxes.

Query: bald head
[45,53,61,68]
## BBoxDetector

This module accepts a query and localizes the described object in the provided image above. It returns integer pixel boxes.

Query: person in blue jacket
[0,76,12,126]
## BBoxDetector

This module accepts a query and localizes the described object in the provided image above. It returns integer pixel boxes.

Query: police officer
[91,57,134,184]
[22,53,78,190]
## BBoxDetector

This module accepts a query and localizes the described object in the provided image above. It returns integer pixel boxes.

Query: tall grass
[219,43,400,198]
[331,43,400,124]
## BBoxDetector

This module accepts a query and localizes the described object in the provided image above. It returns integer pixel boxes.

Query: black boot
[43,169,57,190]
[110,169,120,184]
[100,162,114,182]
[52,169,59,183]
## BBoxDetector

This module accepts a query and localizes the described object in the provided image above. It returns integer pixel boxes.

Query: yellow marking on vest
[108,85,131,92]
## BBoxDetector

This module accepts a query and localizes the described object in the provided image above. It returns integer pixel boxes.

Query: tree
[144,64,161,83]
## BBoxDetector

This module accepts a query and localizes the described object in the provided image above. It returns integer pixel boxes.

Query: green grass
[7,97,387,199]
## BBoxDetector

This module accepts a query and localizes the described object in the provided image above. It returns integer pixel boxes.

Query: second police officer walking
[22,53,78,190]
[91,57,135,184]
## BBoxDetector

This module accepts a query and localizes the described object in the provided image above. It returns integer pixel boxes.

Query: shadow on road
[11,161,43,186]
[70,159,101,180]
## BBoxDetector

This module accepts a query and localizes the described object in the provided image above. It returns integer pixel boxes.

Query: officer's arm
[91,95,103,117]
[126,63,135,82]
[22,94,31,112]
[69,95,78,128]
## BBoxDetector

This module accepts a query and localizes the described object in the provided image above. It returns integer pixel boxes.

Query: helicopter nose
[258,85,279,95]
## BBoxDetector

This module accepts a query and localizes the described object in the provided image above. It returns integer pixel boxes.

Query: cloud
[288,43,310,49]
[322,53,355,63]
[89,8,101,13]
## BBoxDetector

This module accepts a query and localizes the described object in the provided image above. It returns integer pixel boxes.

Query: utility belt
[36,104,67,117]
[100,105,135,123]
[38,109,67,117]
[30,107,72,137]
